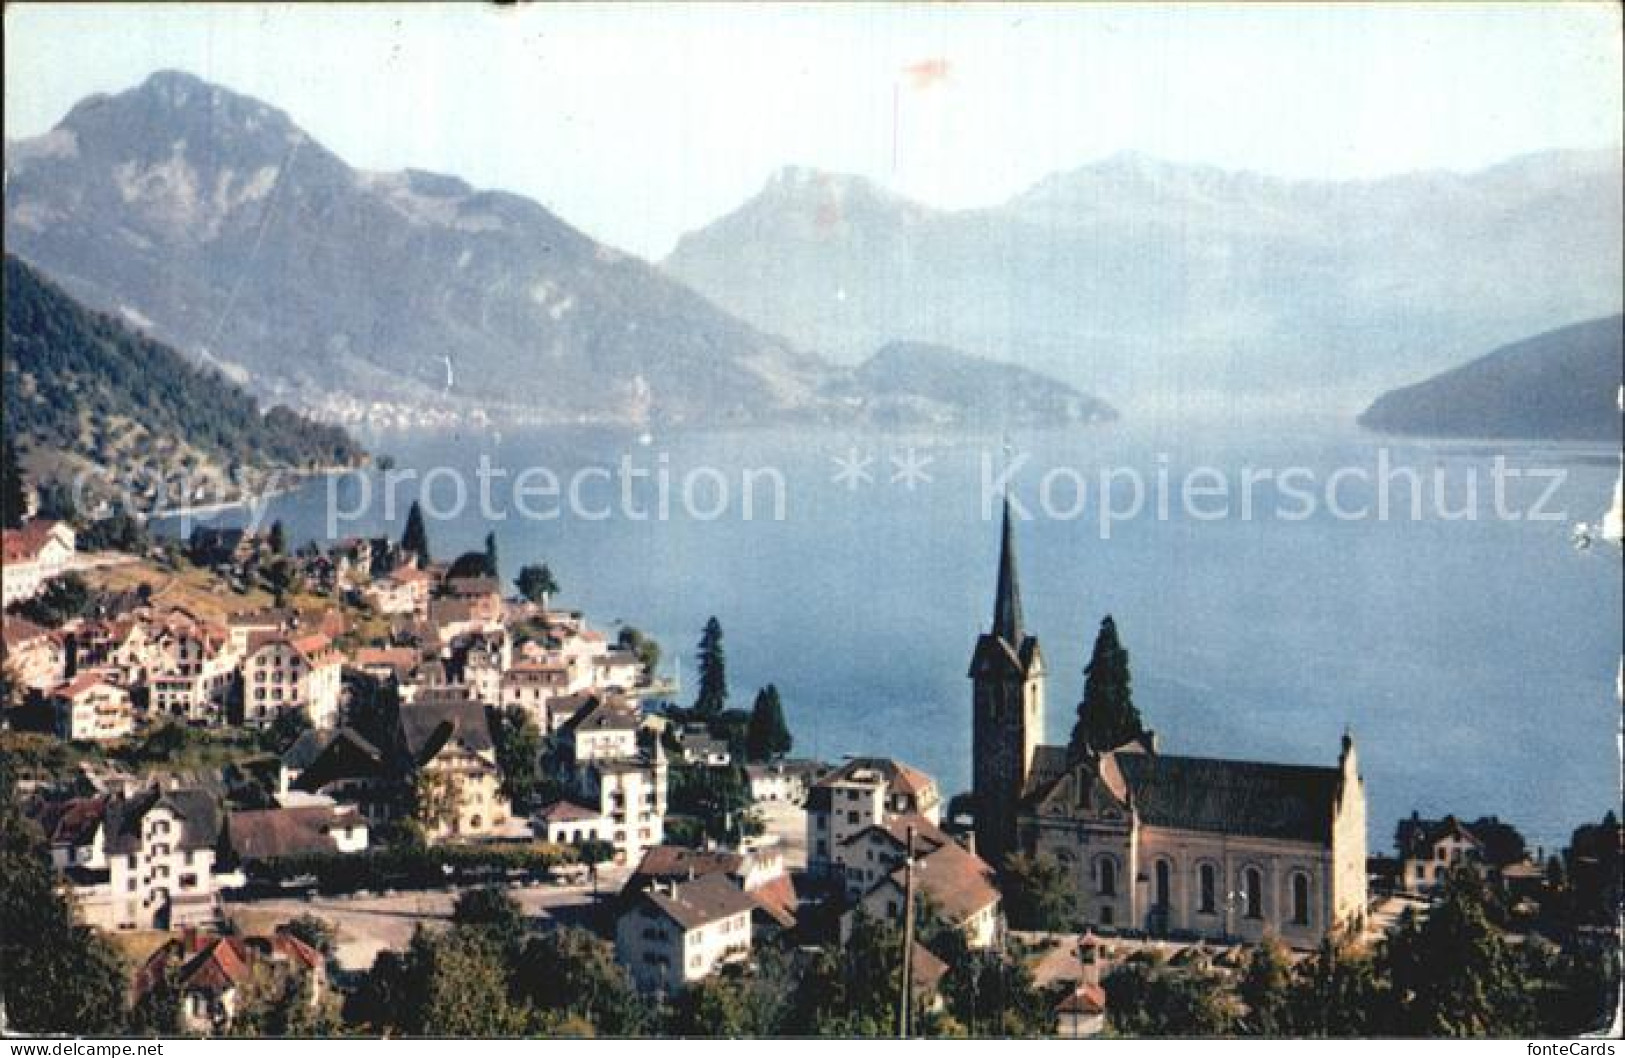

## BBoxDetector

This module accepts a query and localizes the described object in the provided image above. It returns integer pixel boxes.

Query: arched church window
[1198,863,1217,913]
[1243,866,1263,919]
[1154,859,1171,908]
[1291,872,1310,925]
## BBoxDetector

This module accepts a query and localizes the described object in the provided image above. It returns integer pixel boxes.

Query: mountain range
[1358,314,1623,442]
[3,71,1107,430]
[665,153,1623,410]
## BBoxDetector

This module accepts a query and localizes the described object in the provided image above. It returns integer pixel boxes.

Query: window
[1243,867,1263,919]
[1291,873,1310,926]
[1097,856,1117,897]
[1199,864,1217,913]
[1100,905,1114,925]
[1154,859,1171,909]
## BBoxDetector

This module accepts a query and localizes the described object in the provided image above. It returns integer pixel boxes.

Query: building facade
[971,510,1368,948]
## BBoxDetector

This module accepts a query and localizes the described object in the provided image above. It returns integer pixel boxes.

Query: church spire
[993,498,1024,645]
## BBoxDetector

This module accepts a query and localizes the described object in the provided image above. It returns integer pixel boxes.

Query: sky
[5,2,1621,259]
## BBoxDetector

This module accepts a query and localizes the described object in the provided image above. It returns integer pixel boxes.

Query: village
[1,502,1619,1038]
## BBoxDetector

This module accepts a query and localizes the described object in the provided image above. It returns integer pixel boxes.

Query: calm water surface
[163,416,1623,853]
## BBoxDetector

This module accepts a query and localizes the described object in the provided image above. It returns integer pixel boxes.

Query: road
[226,869,631,971]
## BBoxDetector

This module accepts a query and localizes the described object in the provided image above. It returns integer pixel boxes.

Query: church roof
[993,499,1024,645]
[1114,751,1342,845]
[1022,744,1343,845]
[968,500,1042,678]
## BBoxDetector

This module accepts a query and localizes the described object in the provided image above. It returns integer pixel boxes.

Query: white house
[242,632,343,729]
[1,519,75,607]
[52,673,135,742]
[806,757,941,878]
[615,873,757,994]
[37,785,224,930]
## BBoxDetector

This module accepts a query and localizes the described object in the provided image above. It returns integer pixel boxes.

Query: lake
[161,415,1623,854]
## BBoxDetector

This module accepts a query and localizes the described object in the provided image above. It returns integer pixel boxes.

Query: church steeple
[993,499,1024,646]
[970,501,1046,868]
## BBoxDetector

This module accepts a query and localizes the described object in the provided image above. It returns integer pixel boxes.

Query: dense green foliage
[0,757,131,1033]
[694,616,728,717]
[490,706,548,810]
[1,435,25,529]
[243,840,575,894]
[400,500,431,563]
[745,684,793,762]
[8,571,94,625]
[2,254,362,480]
[616,625,661,674]
[447,550,493,580]
[1001,851,1080,931]
[515,563,559,608]
[1068,615,1145,757]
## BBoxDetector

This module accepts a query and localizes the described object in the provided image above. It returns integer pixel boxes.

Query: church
[970,504,1368,948]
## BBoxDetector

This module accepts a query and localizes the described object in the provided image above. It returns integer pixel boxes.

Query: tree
[788,911,906,1036]
[1103,956,1238,1037]
[1287,930,1383,1037]
[513,927,647,1035]
[77,507,149,554]
[447,550,492,580]
[515,563,559,610]
[694,616,728,718]
[665,974,754,1037]
[410,769,459,835]
[1001,851,1079,931]
[282,913,336,957]
[13,572,93,627]
[1380,868,1534,1036]
[483,531,500,580]
[261,703,313,755]
[360,926,529,1036]
[400,500,430,563]
[1237,934,1295,1036]
[129,963,184,1035]
[745,684,793,762]
[617,625,661,675]
[1,434,27,529]
[942,946,1052,1038]
[453,885,526,937]
[0,761,130,1033]
[268,519,287,556]
[1067,615,1145,757]
[490,706,545,810]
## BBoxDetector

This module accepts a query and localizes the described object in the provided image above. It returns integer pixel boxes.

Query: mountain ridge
[4,70,1113,431]
[665,150,1623,408]
[1357,314,1623,442]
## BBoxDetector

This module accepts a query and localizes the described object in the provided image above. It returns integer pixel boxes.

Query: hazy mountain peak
[7,70,1113,429]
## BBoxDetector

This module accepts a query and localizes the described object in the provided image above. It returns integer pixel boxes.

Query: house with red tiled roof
[242,632,343,729]
[2,614,66,690]
[148,613,241,725]
[134,925,327,1035]
[1,519,74,607]
[806,756,942,878]
[843,815,1003,950]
